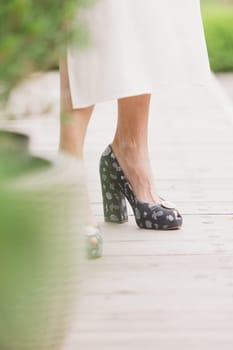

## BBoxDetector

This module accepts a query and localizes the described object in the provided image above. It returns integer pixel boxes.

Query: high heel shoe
[84,225,103,259]
[99,145,183,230]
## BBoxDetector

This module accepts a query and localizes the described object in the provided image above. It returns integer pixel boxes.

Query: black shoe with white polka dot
[99,145,183,230]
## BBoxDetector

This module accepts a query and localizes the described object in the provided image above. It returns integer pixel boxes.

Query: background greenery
[201,0,233,72]
[0,0,94,103]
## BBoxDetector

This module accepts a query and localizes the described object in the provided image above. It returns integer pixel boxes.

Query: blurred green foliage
[0,2,94,345]
[0,189,44,347]
[201,1,233,72]
[0,0,94,103]
[0,149,84,349]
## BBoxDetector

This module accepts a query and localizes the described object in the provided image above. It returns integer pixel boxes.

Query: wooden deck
[1,73,233,349]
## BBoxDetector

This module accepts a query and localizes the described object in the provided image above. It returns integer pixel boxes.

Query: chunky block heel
[100,155,128,223]
[99,145,183,230]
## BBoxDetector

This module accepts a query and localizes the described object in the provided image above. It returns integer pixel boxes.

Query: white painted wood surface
[1,73,233,350]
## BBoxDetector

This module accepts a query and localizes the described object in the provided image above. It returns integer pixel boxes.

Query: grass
[201,3,233,72]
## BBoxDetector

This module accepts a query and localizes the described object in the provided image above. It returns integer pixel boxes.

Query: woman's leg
[59,57,97,227]
[59,57,94,158]
[112,94,159,204]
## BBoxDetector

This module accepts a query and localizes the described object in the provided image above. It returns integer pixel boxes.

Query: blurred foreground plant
[0,131,86,350]
[0,1,94,348]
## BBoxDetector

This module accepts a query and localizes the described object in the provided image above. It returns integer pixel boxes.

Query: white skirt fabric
[67,0,211,108]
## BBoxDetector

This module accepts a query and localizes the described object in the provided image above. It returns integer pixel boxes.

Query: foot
[83,185,103,258]
[111,142,160,204]
[85,201,103,258]
[85,193,99,245]
[85,225,103,259]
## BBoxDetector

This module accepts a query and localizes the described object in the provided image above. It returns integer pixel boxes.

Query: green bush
[0,0,94,103]
[202,4,233,72]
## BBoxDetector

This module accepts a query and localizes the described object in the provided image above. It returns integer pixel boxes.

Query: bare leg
[112,94,159,204]
[59,57,94,158]
[59,57,97,228]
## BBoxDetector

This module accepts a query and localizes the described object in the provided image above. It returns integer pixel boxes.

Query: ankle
[59,142,83,159]
[111,139,148,160]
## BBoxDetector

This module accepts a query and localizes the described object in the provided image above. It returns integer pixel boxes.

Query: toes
[89,236,98,245]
